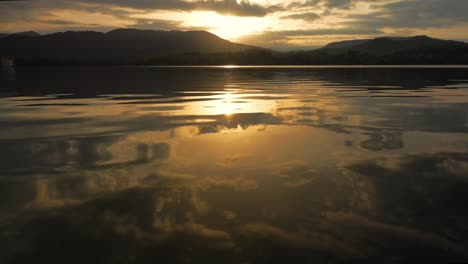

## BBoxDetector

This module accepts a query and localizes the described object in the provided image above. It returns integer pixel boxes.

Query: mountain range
[1,29,468,65]
[0,31,41,39]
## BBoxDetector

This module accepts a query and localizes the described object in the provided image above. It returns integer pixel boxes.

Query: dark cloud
[377,0,468,26]
[281,12,321,21]
[3,151,468,263]
[288,0,370,10]
[267,27,383,36]
[0,0,282,17]
[0,0,284,36]
[74,0,282,17]
[340,0,468,33]
[321,0,357,9]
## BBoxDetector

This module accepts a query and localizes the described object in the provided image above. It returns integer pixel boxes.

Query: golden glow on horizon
[184,11,272,40]
[2,0,468,48]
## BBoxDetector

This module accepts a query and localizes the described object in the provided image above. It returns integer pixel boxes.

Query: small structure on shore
[1,56,15,67]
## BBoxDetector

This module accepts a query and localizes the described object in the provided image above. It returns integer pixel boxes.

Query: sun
[184,11,272,40]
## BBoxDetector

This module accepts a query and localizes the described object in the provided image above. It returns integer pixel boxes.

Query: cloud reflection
[0,67,468,263]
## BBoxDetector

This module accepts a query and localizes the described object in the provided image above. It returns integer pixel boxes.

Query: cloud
[3,147,468,262]
[342,0,468,31]
[237,223,360,257]
[153,219,231,240]
[359,131,404,151]
[197,176,259,191]
[2,0,283,17]
[2,0,468,49]
[438,159,468,177]
[124,18,196,31]
[0,0,283,36]
[288,0,372,10]
[281,12,321,22]
[63,0,282,17]
[217,154,252,167]
[326,212,468,257]
[275,160,318,187]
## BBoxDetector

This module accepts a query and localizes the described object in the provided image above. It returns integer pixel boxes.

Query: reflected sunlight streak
[217,92,235,116]
[223,65,240,69]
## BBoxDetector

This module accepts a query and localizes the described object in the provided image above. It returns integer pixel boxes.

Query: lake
[1,66,468,263]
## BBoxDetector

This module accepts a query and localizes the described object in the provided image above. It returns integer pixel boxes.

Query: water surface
[1,66,468,263]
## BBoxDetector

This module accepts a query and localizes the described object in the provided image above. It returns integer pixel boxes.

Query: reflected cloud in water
[0,67,468,263]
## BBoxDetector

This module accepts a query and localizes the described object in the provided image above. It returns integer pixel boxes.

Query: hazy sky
[1,0,468,50]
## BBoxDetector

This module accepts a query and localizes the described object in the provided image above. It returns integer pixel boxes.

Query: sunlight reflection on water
[0,67,468,263]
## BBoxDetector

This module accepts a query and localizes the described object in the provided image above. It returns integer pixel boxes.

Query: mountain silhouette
[1,29,468,65]
[0,31,40,38]
[323,39,369,49]
[320,35,467,55]
[0,29,258,63]
[306,35,468,64]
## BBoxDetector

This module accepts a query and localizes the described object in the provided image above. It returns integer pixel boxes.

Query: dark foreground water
[1,66,468,263]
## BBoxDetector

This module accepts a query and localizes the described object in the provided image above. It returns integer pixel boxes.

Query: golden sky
[1,0,468,50]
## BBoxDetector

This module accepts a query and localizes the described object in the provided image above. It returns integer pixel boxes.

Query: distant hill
[305,36,468,64]
[323,39,369,49]
[322,37,435,50]
[0,28,259,64]
[320,35,467,55]
[1,30,468,65]
[12,31,41,37]
[0,31,40,38]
